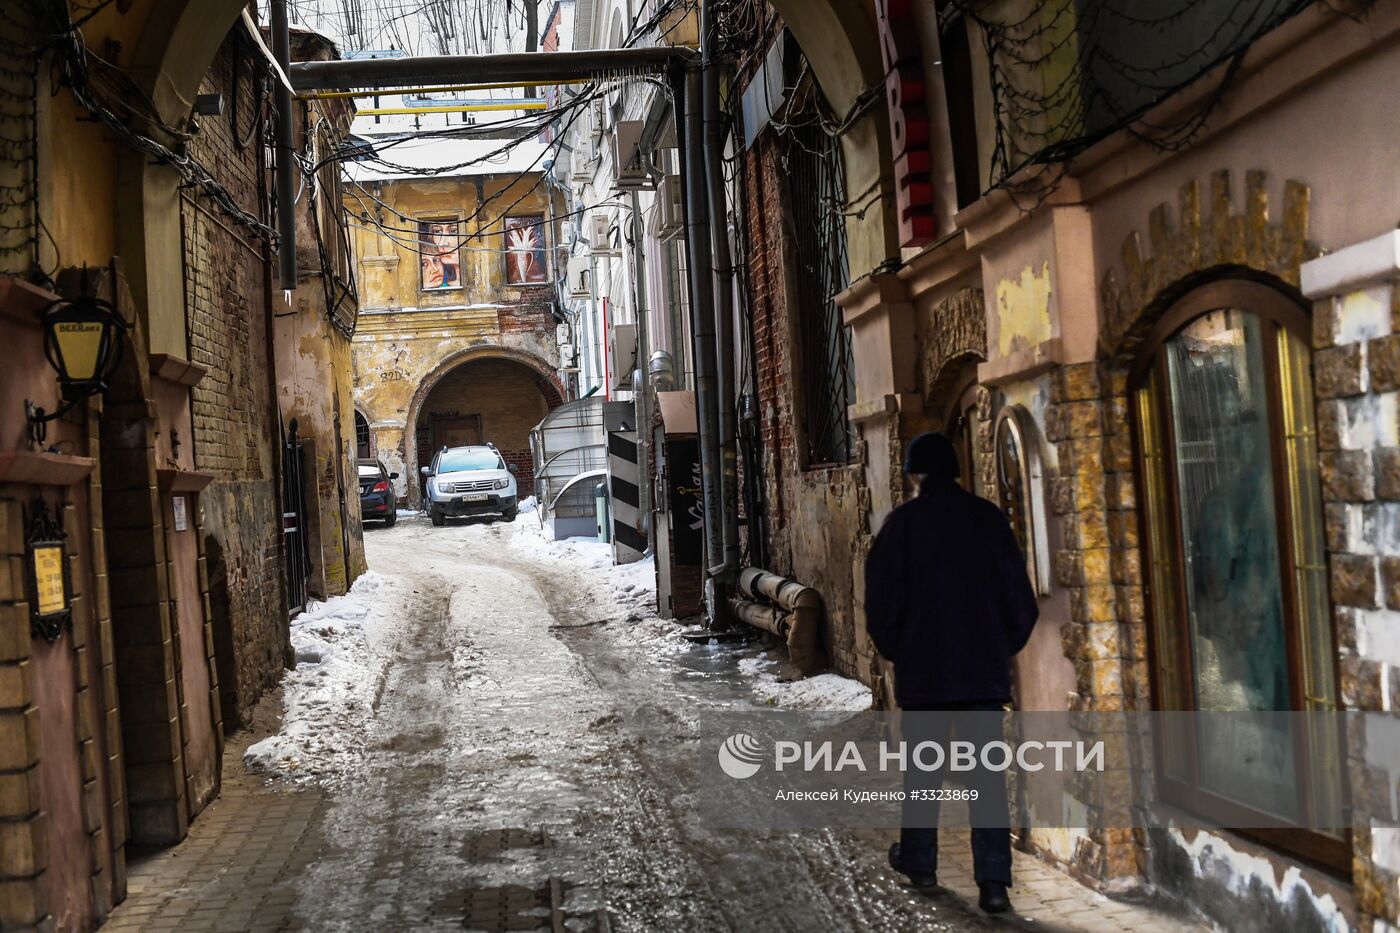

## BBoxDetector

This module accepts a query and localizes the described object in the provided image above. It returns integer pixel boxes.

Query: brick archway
[403,347,564,504]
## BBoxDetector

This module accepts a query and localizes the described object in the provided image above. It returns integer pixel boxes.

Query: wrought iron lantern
[26,294,128,444]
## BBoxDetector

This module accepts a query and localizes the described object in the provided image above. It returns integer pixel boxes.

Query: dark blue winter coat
[865,477,1039,708]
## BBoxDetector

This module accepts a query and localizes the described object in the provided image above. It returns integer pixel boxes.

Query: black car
[358,459,399,526]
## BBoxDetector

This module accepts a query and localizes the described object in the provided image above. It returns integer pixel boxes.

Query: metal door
[282,419,312,617]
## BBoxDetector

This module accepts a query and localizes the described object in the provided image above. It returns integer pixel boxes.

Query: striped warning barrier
[607,429,646,563]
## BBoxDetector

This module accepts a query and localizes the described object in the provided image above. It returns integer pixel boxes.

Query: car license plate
[459,494,488,503]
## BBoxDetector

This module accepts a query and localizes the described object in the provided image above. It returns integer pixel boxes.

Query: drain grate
[454,882,553,931]
[460,827,548,861]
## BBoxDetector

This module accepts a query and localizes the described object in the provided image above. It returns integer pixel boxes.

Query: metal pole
[677,66,725,614]
[702,1,740,579]
[288,47,694,92]
[629,188,653,550]
[271,0,298,290]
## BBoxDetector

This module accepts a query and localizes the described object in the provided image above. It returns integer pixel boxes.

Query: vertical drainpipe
[272,0,298,290]
[254,36,293,650]
[702,0,740,580]
[677,64,726,621]
[628,188,653,549]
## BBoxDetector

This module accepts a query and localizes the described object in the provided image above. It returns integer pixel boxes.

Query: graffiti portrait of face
[419,220,461,289]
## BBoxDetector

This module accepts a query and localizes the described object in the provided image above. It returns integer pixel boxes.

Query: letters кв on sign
[876,0,935,248]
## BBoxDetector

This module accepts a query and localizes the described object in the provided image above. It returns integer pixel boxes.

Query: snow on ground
[502,516,871,710]
[245,571,402,778]
[248,514,870,779]
[739,652,874,712]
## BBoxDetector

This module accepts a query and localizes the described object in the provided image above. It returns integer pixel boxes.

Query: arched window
[354,410,372,459]
[1129,279,1343,866]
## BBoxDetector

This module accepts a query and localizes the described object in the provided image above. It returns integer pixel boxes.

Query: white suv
[421,444,519,526]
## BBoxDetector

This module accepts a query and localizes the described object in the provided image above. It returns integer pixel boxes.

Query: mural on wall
[504,215,547,285]
[418,220,461,289]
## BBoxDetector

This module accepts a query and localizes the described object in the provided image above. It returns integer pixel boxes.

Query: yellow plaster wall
[347,172,563,500]
[994,261,1055,357]
[347,173,555,310]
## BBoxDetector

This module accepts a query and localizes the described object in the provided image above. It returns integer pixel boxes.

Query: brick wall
[181,35,287,728]
[740,131,868,680]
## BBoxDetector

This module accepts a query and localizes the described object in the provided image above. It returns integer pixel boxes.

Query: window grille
[782,121,854,467]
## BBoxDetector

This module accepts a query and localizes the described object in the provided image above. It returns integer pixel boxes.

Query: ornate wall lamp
[25,294,128,445]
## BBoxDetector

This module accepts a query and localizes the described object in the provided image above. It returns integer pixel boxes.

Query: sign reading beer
[25,495,71,643]
[876,0,935,247]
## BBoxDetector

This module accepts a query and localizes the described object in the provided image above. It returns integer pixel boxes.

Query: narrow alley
[102,516,1200,932]
[7,2,1400,930]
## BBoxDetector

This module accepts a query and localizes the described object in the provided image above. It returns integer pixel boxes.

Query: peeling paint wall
[1152,828,1354,933]
[347,173,563,501]
[995,262,1056,356]
[274,296,366,598]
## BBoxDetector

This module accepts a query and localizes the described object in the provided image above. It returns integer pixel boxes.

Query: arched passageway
[414,355,563,496]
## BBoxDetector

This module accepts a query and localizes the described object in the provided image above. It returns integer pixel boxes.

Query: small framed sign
[25,495,72,643]
[172,496,188,532]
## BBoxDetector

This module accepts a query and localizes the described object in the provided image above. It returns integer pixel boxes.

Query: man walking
[865,432,1039,914]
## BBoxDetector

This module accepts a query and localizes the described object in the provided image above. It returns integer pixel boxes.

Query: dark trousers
[898,704,1012,885]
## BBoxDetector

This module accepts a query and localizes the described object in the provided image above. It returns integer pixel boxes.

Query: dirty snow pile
[244,571,398,778]
[739,653,872,711]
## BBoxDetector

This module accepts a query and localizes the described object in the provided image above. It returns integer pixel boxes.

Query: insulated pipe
[675,65,725,611]
[271,0,298,290]
[288,47,694,92]
[731,567,827,676]
[701,1,740,582]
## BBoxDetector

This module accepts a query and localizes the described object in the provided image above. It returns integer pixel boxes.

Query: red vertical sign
[876,0,935,247]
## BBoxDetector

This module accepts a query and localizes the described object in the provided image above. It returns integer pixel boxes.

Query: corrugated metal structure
[530,396,631,541]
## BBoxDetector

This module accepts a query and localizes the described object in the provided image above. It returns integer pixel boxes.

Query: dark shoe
[888,843,938,891]
[978,881,1011,914]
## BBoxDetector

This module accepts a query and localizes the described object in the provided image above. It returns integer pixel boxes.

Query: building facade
[751,1,1400,929]
[556,0,1400,929]
[0,5,364,930]
[346,161,566,502]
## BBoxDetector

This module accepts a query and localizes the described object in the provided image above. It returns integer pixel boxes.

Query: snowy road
[192,513,1204,932]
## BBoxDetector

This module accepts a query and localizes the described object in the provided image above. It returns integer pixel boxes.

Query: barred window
[782,121,854,467]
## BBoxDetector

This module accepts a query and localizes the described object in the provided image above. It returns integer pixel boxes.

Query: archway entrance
[414,355,562,499]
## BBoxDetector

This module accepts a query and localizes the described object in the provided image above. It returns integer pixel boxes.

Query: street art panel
[418,219,462,289]
[505,215,547,285]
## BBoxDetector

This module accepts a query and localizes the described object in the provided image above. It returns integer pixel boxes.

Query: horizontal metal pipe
[356,102,547,115]
[289,47,695,92]
[300,80,574,100]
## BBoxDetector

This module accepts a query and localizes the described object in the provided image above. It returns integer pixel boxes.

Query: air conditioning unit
[610,323,638,390]
[558,342,575,365]
[570,147,592,183]
[589,213,619,255]
[555,322,570,345]
[656,174,684,239]
[566,256,591,298]
[589,100,605,141]
[613,157,654,193]
[608,120,653,192]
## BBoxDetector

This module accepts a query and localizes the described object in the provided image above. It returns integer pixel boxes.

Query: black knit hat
[904,432,960,478]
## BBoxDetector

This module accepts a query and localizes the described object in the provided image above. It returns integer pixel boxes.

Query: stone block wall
[1307,268,1400,928]
[1041,361,1149,883]
[181,35,286,728]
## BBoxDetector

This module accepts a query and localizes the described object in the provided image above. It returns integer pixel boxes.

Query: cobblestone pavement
[104,518,1210,932]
